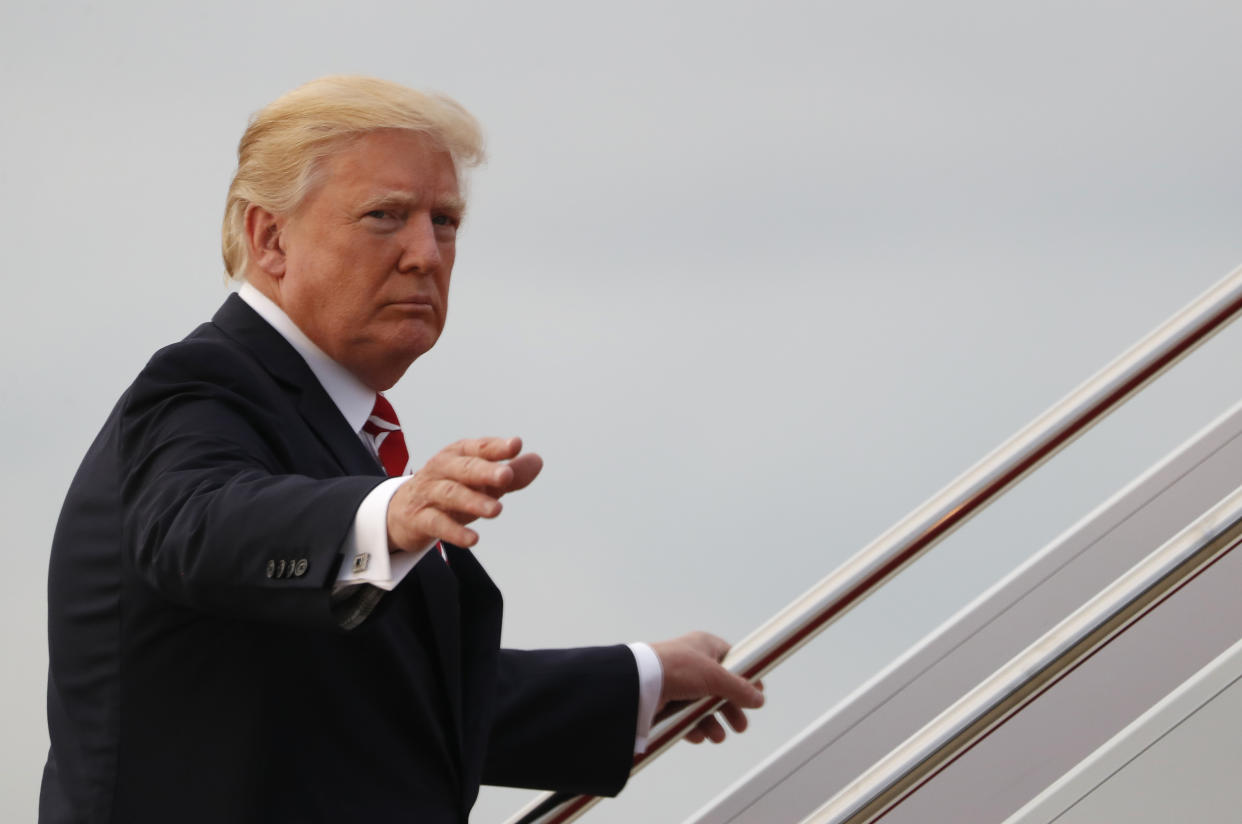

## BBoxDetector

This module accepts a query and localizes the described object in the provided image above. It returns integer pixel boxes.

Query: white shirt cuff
[628,641,664,753]
[334,476,431,592]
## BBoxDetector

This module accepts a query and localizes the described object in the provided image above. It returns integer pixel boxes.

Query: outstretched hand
[651,631,765,745]
[386,436,543,551]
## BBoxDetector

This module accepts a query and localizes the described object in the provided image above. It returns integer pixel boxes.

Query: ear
[243,204,288,279]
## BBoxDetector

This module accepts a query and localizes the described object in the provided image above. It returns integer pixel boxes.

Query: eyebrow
[359,190,466,217]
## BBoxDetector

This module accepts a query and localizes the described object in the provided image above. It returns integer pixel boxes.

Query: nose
[396,214,443,274]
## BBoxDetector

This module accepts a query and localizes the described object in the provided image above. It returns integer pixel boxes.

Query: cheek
[297,243,367,306]
[439,245,456,292]
[437,267,453,320]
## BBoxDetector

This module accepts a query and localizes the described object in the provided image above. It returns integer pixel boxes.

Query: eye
[432,214,461,229]
[365,209,395,220]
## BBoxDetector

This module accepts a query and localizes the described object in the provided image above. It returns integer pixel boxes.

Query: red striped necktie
[363,394,409,477]
[363,394,448,564]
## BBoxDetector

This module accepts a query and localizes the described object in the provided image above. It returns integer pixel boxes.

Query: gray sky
[5,2,1242,821]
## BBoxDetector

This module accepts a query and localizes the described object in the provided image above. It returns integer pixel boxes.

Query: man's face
[275,129,463,390]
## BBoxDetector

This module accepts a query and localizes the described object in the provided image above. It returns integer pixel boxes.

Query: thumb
[703,663,765,709]
[503,452,543,492]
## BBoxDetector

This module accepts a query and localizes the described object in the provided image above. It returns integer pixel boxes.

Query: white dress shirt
[236,283,662,751]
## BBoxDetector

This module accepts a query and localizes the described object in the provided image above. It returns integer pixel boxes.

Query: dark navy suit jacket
[40,295,638,823]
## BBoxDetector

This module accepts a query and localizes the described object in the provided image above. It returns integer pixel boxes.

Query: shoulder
[116,309,300,457]
[139,322,269,391]
[130,297,301,412]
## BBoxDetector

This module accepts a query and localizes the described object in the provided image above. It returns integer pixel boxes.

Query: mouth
[387,297,436,311]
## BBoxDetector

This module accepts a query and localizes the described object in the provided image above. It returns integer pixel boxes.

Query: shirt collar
[237,282,377,435]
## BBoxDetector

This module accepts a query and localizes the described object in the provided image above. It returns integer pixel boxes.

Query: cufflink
[352,553,370,573]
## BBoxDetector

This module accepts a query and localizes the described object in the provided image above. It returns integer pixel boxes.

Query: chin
[391,330,440,366]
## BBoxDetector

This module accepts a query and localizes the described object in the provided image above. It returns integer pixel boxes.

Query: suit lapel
[211,294,381,478]
[294,384,383,477]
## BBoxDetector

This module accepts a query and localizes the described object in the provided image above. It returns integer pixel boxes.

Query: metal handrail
[797,481,1242,824]
[507,265,1242,824]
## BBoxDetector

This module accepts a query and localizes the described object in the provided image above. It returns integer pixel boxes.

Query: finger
[435,454,515,489]
[696,715,726,744]
[427,479,502,520]
[452,437,522,461]
[685,729,706,745]
[413,507,480,548]
[720,702,749,733]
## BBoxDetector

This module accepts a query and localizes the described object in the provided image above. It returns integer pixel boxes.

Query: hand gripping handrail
[507,265,1242,824]
[797,481,1242,824]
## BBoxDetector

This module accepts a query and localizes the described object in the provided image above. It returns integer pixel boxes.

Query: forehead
[316,129,460,201]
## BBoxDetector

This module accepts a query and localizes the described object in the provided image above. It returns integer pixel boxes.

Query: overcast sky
[5,2,1242,822]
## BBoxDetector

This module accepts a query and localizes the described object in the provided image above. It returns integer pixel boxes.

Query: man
[41,76,763,823]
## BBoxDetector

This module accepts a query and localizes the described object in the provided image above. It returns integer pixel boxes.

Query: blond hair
[221,75,485,281]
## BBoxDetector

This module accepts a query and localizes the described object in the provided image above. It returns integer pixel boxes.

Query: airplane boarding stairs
[693,398,1242,823]
[508,266,1242,824]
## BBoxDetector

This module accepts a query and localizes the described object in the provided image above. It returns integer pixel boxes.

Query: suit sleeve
[117,339,384,630]
[483,646,639,796]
